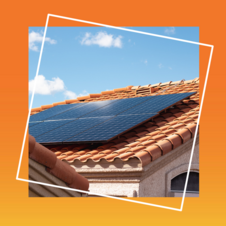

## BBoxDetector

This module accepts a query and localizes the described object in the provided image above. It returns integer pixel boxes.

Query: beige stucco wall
[89,182,139,197]
[139,144,199,197]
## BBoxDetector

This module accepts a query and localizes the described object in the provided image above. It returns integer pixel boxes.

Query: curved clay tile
[77,95,90,101]
[105,153,119,161]
[175,128,192,143]
[162,128,177,136]
[140,140,156,147]
[65,99,78,104]
[125,136,140,143]
[135,151,151,167]
[144,124,158,132]
[155,121,167,127]
[126,141,141,148]
[156,125,171,131]
[145,145,162,161]
[29,135,89,191]
[186,123,197,137]
[136,136,151,142]
[100,149,116,154]
[31,107,42,112]
[89,94,102,98]
[114,86,132,93]
[118,152,135,160]
[91,154,107,161]
[164,116,177,122]
[151,134,167,142]
[165,134,182,149]
[130,146,146,153]
[147,130,161,137]
[111,142,128,150]
[113,147,130,154]
[155,140,173,155]
[101,90,115,95]
[171,123,186,130]
[52,101,67,106]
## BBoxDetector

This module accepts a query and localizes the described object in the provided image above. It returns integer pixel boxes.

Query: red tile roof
[29,135,89,191]
[30,78,199,168]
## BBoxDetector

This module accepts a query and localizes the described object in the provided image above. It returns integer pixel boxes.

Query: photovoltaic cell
[29,103,86,122]
[36,116,112,143]
[29,122,41,127]
[29,119,74,138]
[84,96,152,117]
[65,114,156,142]
[120,93,195,115]
[47,99,118,120]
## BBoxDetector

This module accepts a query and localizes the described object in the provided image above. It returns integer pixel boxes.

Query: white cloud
[144,60,148,64]
[64,90,77,99]
[81,31,123,48]
[29,75,65,95]
[64,90,89,99]
[165,27,175,35]
[29,31,57,51]
[169,67,172,70]
[29,75,89,100]
[158,63,164,69]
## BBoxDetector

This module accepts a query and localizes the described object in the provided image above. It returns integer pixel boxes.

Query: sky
[29,26,199,108]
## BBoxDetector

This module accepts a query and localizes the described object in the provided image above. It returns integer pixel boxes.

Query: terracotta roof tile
[146,145,162,161]
[135,151,152,166]
[29,135,89,191]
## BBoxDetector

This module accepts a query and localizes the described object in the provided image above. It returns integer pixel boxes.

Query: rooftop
[30,77,199,169]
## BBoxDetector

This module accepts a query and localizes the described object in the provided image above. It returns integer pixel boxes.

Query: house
[29,77,199,197]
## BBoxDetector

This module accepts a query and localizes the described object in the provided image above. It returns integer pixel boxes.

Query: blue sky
[29,26,199,108]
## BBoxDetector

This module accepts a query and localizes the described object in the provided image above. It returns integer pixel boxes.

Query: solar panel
[47,99,119,120]
[30,92,195,144]
[35,116,112,144]
[29,122,40,127]
[120,93,195,115]
[83,96,152,118]
[65,114,156,142]
[29,103,86,122]
[29,119,74,138]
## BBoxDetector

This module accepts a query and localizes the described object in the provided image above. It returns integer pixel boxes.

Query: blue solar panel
[120,92,195,115]
[36,116,112,144]
[29,119,74,138]
[29,103,86,122]
[30,92,195,144]
[29,122,40,127]
[84,96,152,117]
[65,114,156,142]
[47,99,118,120]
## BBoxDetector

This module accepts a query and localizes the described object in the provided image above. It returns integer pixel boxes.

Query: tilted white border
[17,14,214,212]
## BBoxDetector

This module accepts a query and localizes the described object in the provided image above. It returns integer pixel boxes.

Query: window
[171,172,199,196]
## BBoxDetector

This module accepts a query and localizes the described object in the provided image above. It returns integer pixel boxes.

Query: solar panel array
[29,92,195,144]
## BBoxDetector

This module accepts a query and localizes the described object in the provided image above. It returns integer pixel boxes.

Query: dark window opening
[171,172,199,193]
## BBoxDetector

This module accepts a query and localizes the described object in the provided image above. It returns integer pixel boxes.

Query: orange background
[0,1,225,225]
